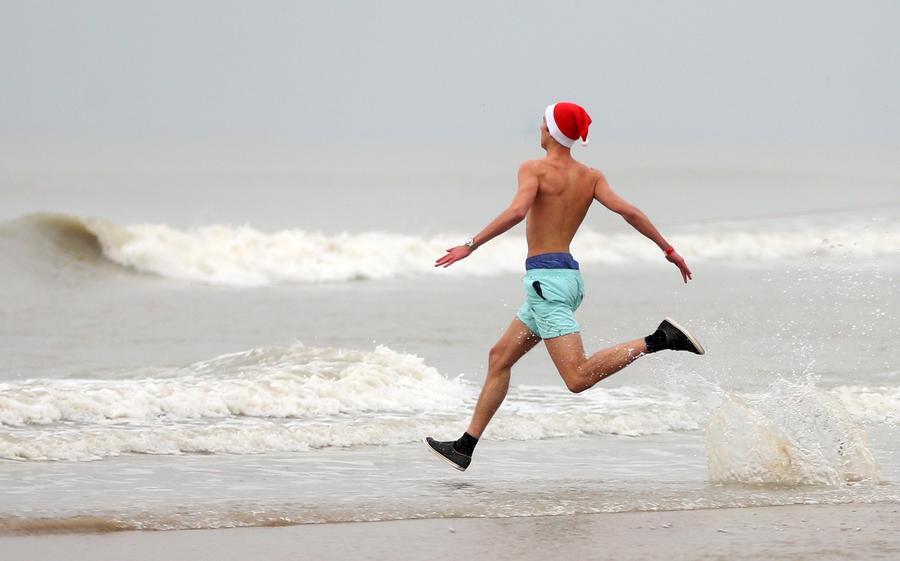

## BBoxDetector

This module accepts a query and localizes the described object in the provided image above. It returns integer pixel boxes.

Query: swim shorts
[516,253,585,339]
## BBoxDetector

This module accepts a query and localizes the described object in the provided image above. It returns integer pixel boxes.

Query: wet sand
[2,503,898,561]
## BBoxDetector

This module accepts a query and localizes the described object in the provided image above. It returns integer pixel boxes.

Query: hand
[435,245,473,268]
[666,250,692,283]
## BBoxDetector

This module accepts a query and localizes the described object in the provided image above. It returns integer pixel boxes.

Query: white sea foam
[706,379,881,486]
[0,345,467,426]
[0,339,711,460]
[0,381,706,461]
[830,385,900,425]
[80,217,900,286]
[1,342,896,463]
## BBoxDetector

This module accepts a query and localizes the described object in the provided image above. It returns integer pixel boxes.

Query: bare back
[524,157,598,257]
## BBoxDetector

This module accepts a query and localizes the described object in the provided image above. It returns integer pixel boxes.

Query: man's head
[541,102,592,151]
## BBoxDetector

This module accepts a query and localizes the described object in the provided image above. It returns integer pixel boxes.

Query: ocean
[0,143,898,533]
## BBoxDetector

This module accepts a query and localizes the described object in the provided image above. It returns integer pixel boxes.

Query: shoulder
[587,166,608,188]
[517,160,545,185]
[587,166,606,182]
[518,159,544,175]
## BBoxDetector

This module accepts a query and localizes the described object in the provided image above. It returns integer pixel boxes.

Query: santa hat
[544,102,592,147]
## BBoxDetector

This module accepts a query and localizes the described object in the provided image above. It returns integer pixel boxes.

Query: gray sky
[3,0,899,146]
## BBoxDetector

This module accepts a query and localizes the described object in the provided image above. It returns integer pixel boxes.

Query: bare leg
[465,318,541,437]
[544,333,647,394]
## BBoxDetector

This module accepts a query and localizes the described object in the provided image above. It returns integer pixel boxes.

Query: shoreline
[3,502,898,561]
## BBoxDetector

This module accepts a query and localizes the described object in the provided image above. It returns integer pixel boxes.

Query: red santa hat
[544,102,592,148]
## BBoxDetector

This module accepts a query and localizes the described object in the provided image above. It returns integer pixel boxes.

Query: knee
[564,379,588,394]
[488,344,511,371]
[560,366,588,394]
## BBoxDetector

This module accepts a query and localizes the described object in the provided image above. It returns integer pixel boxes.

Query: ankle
[452,432,479,456]
[644,329,667,353]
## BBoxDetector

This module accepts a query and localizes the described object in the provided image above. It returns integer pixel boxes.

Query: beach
[3,2,899,559]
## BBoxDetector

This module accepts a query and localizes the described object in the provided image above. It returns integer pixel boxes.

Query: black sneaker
[657,317,706,354]
[423,437,471,472]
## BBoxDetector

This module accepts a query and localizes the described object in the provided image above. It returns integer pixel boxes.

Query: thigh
[492,318,542,367]
[543,332,587,381]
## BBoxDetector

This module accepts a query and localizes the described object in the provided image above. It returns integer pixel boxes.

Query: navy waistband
[525,252,579,270]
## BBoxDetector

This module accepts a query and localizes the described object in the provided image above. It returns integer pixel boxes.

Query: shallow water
[2,428,897,532]
[1,147,898,532]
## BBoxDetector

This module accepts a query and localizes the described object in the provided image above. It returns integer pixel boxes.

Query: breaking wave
[0,342,895,463]
[0,339,705,460]
[0,345,467,426]
[5,212,898,286]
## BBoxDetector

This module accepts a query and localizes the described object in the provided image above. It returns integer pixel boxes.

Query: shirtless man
[424,102,705,472]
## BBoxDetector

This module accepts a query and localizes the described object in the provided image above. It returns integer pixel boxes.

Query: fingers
[435,252,453,267]
[435,248,460,268]
[669,254,690,283]
[668,253,692,283]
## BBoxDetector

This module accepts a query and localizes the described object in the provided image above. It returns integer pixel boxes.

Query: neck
[544,142,573,160]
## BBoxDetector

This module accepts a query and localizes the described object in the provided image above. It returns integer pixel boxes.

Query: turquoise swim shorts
[516,256,585,339]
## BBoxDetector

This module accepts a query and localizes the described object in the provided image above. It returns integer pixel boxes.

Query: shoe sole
[663,317,706,355]
[422,437,467,472]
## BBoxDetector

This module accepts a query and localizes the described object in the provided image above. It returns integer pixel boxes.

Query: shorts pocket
[571,276,585,309]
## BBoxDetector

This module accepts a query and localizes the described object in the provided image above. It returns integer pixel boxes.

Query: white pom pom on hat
[544,102,592,147]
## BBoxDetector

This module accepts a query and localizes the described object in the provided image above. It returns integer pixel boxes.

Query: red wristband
[664,247,675,256]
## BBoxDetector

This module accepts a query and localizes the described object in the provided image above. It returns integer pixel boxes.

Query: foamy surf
[0,344,468,426]
[6,213,898,286]
[0,372,706,461]
[85,218,900,286]
[0,342,895,463]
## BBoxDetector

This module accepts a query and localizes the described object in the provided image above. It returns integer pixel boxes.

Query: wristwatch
[464,237,478,250]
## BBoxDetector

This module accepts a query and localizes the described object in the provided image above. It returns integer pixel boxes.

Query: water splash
[706,376,880,486]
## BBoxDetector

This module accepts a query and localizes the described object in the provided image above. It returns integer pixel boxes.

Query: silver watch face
[464,237,475,248]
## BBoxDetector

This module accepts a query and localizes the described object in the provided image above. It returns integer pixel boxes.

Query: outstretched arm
[593,171,693,283]
[435,162,539,268]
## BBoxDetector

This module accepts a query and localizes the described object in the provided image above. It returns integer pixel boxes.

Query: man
[424,102,705,472]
